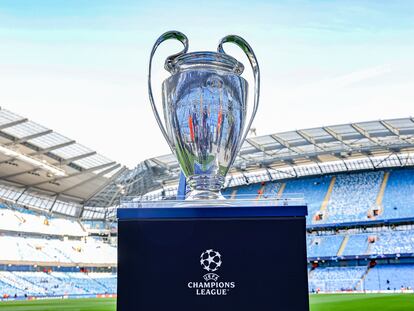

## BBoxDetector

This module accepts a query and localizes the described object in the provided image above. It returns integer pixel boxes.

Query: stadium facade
[0,106,414,298]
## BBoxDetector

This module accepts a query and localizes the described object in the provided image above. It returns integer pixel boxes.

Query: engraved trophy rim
[165,51,245,75]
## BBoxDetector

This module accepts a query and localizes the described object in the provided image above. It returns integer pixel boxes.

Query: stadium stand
[308,266,367,292]
[307,235,344,258]
[324,172,384,223]
[381,168,414,219]
[364,264,414,291]
[368,230,414,255]
[0,205,116,298]
[225,183,262,199]
[0,271,116,297]
[308,264,414,292]
[341,234,370,256]
[0,235,116,264]
[1,108,414,297]
[281,177,330,224]
[307,229,414,258]
[0,205,86,237]
[226,169,414,224]
[261,181,282,198]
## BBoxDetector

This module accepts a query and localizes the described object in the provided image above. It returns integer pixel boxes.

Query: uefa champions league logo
[200,249,222,281]
[187,249,236,295]
[200,249,222,272]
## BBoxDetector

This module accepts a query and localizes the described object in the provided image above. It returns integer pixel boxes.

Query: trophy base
[186,175,225,200]
[185,189,225,201]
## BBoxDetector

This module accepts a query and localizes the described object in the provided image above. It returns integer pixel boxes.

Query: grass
[310,293,414,311]
[0,298,116,311]
[0,294,413,310]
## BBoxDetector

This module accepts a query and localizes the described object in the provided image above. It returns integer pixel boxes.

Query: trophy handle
[148,31,189,151]
[217,35,260,146]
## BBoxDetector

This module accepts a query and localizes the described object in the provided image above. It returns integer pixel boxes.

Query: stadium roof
[94,117,414,206]
[148,117,414,172]
[2,108,414,220]
[0,107,126,218]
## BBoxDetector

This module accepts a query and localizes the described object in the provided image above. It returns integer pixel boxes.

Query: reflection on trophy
[148,31,260,200]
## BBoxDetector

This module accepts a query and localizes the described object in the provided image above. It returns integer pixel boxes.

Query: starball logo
[187,249,236,296]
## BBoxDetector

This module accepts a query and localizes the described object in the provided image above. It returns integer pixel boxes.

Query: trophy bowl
[148,31,260,200]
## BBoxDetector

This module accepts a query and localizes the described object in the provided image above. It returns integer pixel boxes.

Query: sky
[0,0,413,168]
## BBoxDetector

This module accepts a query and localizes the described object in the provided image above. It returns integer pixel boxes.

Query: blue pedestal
[117,204,309,311]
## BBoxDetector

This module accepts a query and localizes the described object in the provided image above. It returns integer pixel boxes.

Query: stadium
[0,106,413,310]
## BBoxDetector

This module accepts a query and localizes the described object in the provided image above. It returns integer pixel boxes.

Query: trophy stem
[186,175,225,200]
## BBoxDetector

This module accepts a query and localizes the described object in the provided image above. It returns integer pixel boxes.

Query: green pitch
[310,293,414,311]
[0,294,413,310]
[0,298,116,310]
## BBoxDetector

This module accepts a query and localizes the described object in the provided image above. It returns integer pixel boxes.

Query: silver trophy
[148,31,260,200]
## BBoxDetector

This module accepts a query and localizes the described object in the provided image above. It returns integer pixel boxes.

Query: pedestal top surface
[117,203,307,220]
